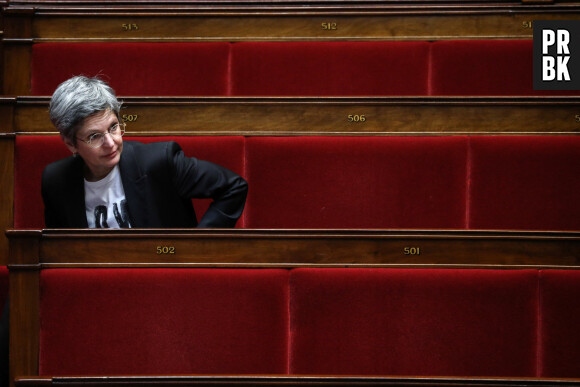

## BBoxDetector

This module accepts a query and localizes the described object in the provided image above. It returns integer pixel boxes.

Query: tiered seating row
[6,230,580,381]
[13,135,580,231]
[25,40,580,97]
[34,267,579,378]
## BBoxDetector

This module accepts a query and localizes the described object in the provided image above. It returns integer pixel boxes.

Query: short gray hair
[49,76,122,143]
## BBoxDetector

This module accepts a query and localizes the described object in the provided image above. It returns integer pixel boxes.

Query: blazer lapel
[119,142,149,227]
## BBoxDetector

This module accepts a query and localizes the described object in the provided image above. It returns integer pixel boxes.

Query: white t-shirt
[84,165,132,228]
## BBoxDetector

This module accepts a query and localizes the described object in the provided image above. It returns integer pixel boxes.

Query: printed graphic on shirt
[94,199,132,228]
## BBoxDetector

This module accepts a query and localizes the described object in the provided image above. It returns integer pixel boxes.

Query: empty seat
[468,136,580,230]
[290,268,538,377]
[430,40,580,96]
[230,41,430,96]
[244,136,468,229]
[39,268,289,375]
[31,43,231,96]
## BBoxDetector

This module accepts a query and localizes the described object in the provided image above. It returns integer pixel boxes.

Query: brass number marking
[522,21,533,29]
[122,23,139,31]
[348,114,366,123]
[122,114,139,122]
[403,247,421,255]
[575,114,580,123]
[322,22,338,30]
[156,246,176,255]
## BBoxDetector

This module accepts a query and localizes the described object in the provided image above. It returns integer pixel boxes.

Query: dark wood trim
[0,136,15,265]
[2,4,580,43]
[8,96,580,136]
[6,229,580,269]
[13,375,580,387]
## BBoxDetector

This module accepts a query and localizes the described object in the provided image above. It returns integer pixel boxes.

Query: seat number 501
[403,247,421,255]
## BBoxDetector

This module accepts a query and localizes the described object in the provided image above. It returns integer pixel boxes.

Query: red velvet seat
[468,136,580,231]
[430,40,580,96]
[31,43,231,96]
[289,268,538,377]
[538,270,580,377]
[14,136,245,228]
[39,268,289,375]
[14,136,70,228]
[244,136,468,229]
[230,41,430,96]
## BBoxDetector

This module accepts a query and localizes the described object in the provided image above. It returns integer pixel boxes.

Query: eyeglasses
[77,122,126,149]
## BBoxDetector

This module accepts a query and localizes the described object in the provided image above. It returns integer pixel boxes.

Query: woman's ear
[63,137,78,155]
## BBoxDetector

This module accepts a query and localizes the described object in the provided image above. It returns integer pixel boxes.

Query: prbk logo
[533,20,580,90]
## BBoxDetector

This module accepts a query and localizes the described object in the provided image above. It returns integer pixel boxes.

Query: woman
[42,76,248,228]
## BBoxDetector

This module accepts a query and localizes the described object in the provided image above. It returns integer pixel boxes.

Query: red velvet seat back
[468,136,580,231]
[14,136,245,228]
[539,270,580,377]
[244,136,468,229]
[290,268,538,377]
[430,40,580,96]
[14,136,70,228]
[31,43,231,96]
[39,268,289,375]
[230,41,430,96]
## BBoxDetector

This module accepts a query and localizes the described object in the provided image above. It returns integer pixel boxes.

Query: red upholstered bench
[14,135,580,230]
[29,40,580,97]
[14,136,246,229]
[244,136,469,229]
[539,270,580,377]
[39,268,289,375]
[468,136,580,231]
[230,41,430,96]
[430,40,580,96]
[31,43,231,96]
[35,267,580,378]
[290,268,538,377]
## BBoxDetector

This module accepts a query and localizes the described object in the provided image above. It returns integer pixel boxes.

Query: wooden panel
[1,5,580,42]
[9,96,580,136]
[0,135,15,266]
[13,375,580,387]
[6,229,580,269]
[2,9,33,95]
[8,231,40,387]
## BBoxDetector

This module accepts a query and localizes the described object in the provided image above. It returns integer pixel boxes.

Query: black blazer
[42,141,248,228]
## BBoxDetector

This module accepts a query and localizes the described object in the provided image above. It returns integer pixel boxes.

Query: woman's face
[64,109,124,182]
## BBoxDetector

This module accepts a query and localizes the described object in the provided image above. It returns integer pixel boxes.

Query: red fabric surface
[14,136,245,229]
[468,136,580,231]
[244,136,468,229]
[230,41,430,96]
[538,270,580,378]
[430,40,580,96]
[31,43,231,96]
[289,268,538,377]
[14,136,70,228]
[39,268,289,375]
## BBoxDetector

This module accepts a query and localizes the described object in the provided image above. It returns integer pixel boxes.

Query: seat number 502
[157,246,176,255]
